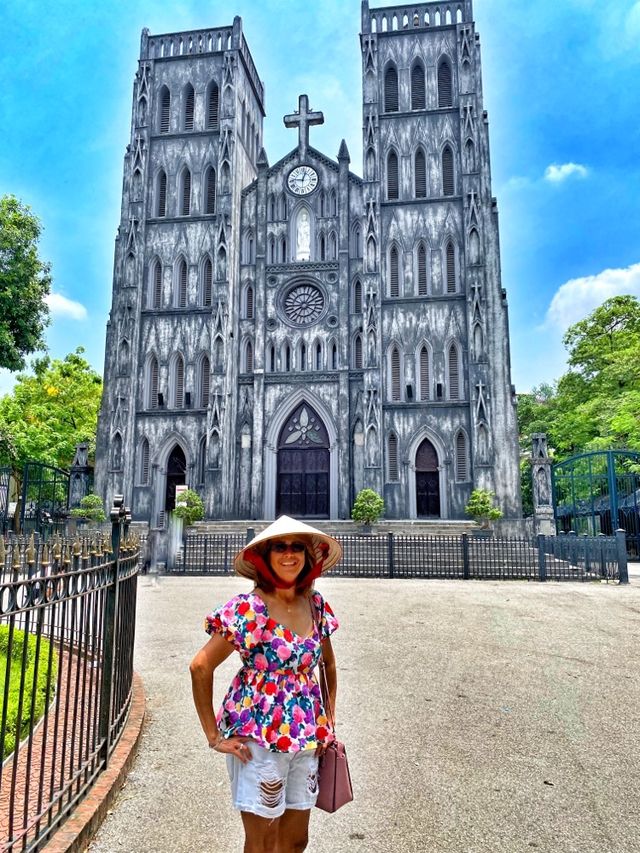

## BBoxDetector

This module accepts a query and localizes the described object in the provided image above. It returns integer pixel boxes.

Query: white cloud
[543,262,640,331]
[544,162,589,183]
[625,2,640,39]
[46,292,88,320]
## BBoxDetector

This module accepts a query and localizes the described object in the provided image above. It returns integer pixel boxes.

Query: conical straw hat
[234,516,342,580]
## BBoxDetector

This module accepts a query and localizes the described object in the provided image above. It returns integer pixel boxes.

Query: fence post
[537,534,547,582]
[462,533,470,580]
[99,496,125,768]
[387,531,394,579]
[616,529,629,584]
[597,533,606,578]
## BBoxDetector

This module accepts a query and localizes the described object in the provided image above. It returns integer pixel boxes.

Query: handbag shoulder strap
[308,591,336,729]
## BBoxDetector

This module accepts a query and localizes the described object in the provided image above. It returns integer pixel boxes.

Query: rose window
[283,284,325,326]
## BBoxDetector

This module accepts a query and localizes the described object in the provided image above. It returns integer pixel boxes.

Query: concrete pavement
[88,574,640,853]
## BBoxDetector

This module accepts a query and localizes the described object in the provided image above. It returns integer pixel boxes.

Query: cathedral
[95,0,521,525]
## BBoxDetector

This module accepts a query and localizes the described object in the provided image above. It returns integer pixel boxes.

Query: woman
[190,516,342,853]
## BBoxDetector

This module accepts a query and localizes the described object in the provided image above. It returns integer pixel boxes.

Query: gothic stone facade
[95,1,521,524]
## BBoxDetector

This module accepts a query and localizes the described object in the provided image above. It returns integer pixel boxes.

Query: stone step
[187,519,479,538]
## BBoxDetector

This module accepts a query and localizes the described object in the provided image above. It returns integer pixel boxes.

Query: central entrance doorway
[165,445,186,513]
[276,403,329,518]
[416,437,440,517]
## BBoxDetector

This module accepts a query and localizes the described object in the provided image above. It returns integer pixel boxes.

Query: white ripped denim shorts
[226,741,319,819]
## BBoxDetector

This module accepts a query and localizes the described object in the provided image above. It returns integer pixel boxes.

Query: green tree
[173,489,205,526]
[70,494,107,523]
[465,489,503,528]
[351,488,385,526]
[0,195,52,371]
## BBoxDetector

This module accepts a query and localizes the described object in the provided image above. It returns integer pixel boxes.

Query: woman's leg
[240,811,280,853]
[277,809,311,853]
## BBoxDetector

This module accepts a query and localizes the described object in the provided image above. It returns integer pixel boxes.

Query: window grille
[456,431,467,481]
[200,356,210,407]
[184,85,194,130]
[354,335,363,369]
[449,344,460,399]
[420,346,430,399]
[415,149,427,198]
[203,258,212,306]
[245,340,253,373]
[181,169,191,215]
[442,146,454,196]
[140,439,150,485]
[207,83,219,129]
[354,279,362,313]
[411,63,426,110]
[384,65,399,112]
[418,245,427,295]
[174,356,185,407]
[149,357,159,408]
[206,168,216,214]
[389,246,399,297]
[446,242,456,293]
[438,59,453,107]
[160,87,170,132]
[178,260,187,307]
[388,433,399,480]
[387,151,399,200]
[246,285,254,319]
[391,347,401,400]
[153,260,162,308]
[157,171,167,217]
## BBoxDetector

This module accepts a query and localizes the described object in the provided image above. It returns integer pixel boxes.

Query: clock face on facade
[287,165,319,196]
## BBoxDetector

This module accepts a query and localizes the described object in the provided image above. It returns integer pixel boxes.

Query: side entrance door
[276,403,330,518]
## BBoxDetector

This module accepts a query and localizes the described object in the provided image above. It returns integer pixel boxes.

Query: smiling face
[267,536,309,584]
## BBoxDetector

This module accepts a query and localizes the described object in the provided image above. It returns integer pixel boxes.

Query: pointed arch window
[384,64,399,112]
[298,341,306,371]
[438,58,453,107]
[329,232,337,260]
[205,167,216,214]
[176,258,188,307]
[389,245,400,297]
[330,190,337,216]
[112,433,123,471]
[390,346,401,401]
[159,86,170,133]
[148,356,159,408]
[419,345,430,400]
[387,150,399,200]
[315,341,323,371]
[446,241,457,293]
[268,344,276,373]
[442,145,454,196]
[200,356,210,407]
[157,170,167,217]
[198,435,207,485]
[455,431,468,481]
[207,82,219,129]
[173,355,185,407]
[411,61,426,110]
[319,234,326,262]
[268,237,275,265]
[417,244,427,295]
[202,257,212,306]
[139,438,150,485]
[388,433,399,480]
[268,195,276,221]
[151,259,162,308]
[243,340,253,373]
[331,342,338,370]
[415,149,426,198]
[180,168,192,215]
[354,334,363,369]
[280,237,287,263]
[184,84,194,130]
[353,279,362,314]
[448,343,460,399]
[284,343,291,373]
[245,284,254,319]
[213,337,224,372]
[217,247,227,280]
[353,224,362,258]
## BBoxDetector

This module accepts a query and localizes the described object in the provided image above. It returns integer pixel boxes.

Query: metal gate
[20,461,70,536]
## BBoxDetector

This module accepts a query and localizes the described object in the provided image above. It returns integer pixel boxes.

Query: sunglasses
[270,541,306,554]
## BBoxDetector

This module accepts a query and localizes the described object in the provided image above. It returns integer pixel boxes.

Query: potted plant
[351,488,385,533]
[172,488,205,528]
[465,488,503,536]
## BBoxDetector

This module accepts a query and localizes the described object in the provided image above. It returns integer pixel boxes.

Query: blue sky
[1,0,639,397]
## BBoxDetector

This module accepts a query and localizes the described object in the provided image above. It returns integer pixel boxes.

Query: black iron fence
[172,529,629,584]
[0,501,139,852]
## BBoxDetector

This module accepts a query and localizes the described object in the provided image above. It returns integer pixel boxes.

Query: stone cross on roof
[284,94,324,160]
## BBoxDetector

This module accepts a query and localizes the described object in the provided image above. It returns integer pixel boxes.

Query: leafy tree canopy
[0,195,52,371]
[0,348,102,474]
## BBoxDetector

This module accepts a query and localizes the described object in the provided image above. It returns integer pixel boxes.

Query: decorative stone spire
[338,139,350,163]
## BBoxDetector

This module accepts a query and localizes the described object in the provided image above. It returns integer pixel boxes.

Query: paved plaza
[88,573,640,853]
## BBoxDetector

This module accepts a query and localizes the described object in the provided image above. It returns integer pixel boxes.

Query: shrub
[70,493,106,522]
[172,489,205,527]
[465,489,503,528]
[351,489,385,525]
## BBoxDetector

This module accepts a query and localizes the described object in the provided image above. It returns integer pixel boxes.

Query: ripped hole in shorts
[307,772,318,795]
[259,777,285,810]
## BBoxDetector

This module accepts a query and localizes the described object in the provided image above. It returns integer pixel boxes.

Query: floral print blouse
[205,590,339,753]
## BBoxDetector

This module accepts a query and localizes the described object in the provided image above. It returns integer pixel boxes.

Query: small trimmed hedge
[0,625,58,759]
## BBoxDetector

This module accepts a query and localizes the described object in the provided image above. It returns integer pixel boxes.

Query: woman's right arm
[190,633,235,747]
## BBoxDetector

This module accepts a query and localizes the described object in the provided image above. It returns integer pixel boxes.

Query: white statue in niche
[295,208,311,261]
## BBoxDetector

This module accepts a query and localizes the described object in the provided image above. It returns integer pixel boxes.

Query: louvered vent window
[415,149,426,198]
[387,151,399,200]
[153,261,162,308]
[442,146,454,196]
[201,357,210,407]
[420,347,430,399]
[181,170,191,215]
[140,439,149,485]
[206,168,216,214]
[354,335,363,369]
[384,65,399,112]
[388,433,399,480]
[203,258,212,306]
[354,280,362,313]
[246,286,254,319]
[245,341,253,373]
[184,85,194,130]
[391,347,401,400]
[411,63,426,110]
[175,356,184,407]
[456,431,467,481]
[418,245,427,295]
[207,83,219,129]
[446,242,456,293]
[157,171,167,217]
[160,88,170,133]
[178,260,187,307]
[449,344,460,399]
[438,59,453,107]
[149,358,159,408]
[389,246,399,297]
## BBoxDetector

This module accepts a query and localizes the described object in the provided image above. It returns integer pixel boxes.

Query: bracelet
[209,733,223,749]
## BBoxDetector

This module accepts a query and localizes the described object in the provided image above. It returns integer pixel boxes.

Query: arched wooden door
[415,438,440,518]
[277,403,329,518]
[165,445,186,513]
